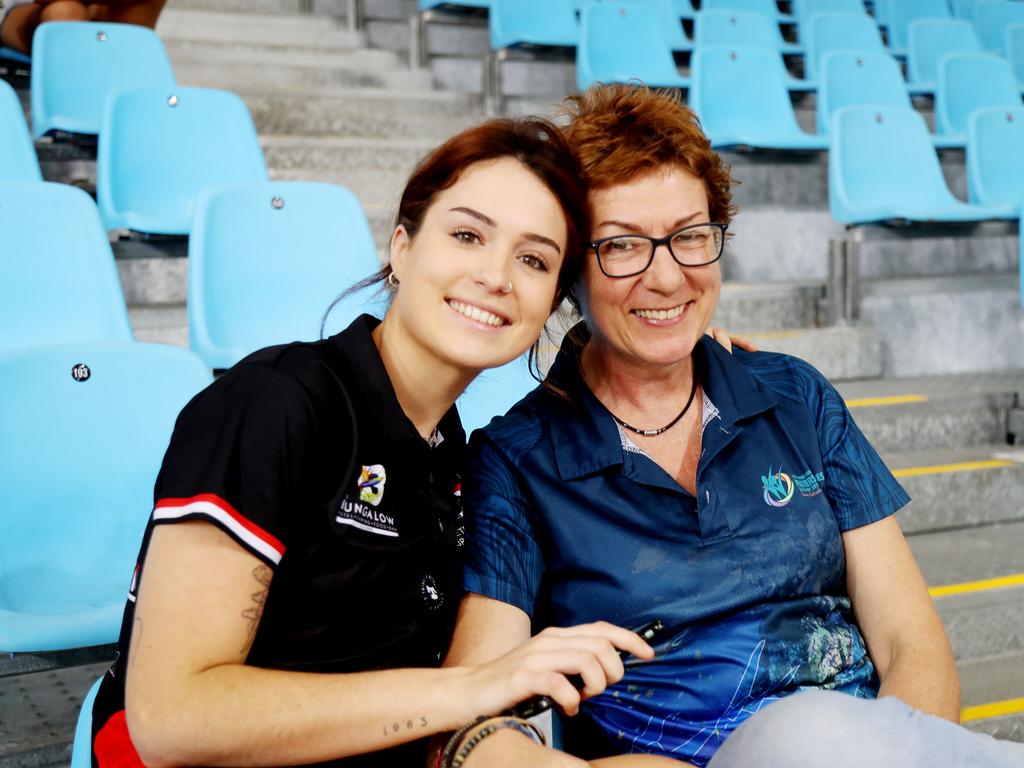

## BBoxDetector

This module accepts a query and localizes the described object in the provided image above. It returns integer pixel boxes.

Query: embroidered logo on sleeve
[359,464,386,506]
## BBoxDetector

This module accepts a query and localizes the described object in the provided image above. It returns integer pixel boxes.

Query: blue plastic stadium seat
[30,21,175,139]
[794,0,867,22]
[188,181,380,370]
[1008,22,1024,86]
[690,44,828,149]
[0,45,31,64]
[0,79,41,181]
[457,354,538,434]
[672,0,698,21]
[935,51,1022,141]
[70,677,103,768]
[489,0,577,49]
[418,0,489,8]
[828,104,1014,224]
[951,0,979,20]
[577,2,690,90]
[885,0,951,55]
[1,181,133,349]
[974,0,1024,51]
[97,86,267,235]
[817,50,910,133]
[630,0,692,51]
[966,106,1024,213]
[701,0,795,23]
[906,17,982,93]
[0,342,213,652]
[695,9,810,88]
[805,11,885,82]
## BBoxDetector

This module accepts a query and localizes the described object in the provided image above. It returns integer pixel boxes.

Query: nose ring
[500,281,512,294]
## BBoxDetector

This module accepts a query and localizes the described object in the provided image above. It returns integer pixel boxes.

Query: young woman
[87,118,659,768]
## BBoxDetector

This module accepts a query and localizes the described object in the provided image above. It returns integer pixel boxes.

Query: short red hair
[559,84,736,226]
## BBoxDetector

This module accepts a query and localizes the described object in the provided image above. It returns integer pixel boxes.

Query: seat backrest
[0,181,133,349]
[97,86,267,235]
[0,342,212,649]
[188,181,381,370]
[690,44,803,143]
[30,21,175,138]
[695,8,781,49]
[631,0,691,49]
[701,0,783,20]
[966,106,1024,206]
[0,79,42,182]
[457,354,538,434]
[936,51,1021,135]
[577,2,686,89]
[489,0,578,49]
[907,17,982,84]
[1009,23,1024,85]
[886,0,951,50]
[974,0,1024,51]
[829,105,957,223]
[70,677,103,768]
[795,0,867,28]
[806,11,885,80]
[818,49,911,134]
[951,0,978,20]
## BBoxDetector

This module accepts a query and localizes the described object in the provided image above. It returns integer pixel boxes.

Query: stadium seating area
[3,0,1024,764]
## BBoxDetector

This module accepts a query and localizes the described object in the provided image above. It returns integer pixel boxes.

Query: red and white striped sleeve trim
[153,493,285,566]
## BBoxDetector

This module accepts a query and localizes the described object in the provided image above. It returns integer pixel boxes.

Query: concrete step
[741,325,882,381]
[711,280,822,331]
[836,370,1024,454]
[860,273,1024,377]
[166,40,405,75]
[129,304,188,348]
[157,7,364,50]
[888,445,1024,534]
[959,652,1024,742]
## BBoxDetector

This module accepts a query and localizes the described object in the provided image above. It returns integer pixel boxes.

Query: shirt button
[437,519,446,534]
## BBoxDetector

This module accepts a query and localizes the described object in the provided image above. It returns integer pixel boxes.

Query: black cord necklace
[607,370,699,437]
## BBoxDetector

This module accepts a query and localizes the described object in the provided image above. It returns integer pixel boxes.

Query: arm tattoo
[240,565,272,654]
[382,717,430,736]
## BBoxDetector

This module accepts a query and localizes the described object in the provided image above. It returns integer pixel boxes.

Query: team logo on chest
[761,467,795,507]
[359,464,387,506]
[334,463,397,537]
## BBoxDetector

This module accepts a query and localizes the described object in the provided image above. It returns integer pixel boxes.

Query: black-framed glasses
[589,222,727,278]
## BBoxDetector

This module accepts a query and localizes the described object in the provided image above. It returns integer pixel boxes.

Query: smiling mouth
[447,300,510,327]
[631,303,690,321]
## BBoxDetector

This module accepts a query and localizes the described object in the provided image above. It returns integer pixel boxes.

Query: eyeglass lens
[597,224,723,277]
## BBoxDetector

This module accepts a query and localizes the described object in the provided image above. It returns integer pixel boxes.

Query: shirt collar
[331,314,465,448]
[543,324,776,481]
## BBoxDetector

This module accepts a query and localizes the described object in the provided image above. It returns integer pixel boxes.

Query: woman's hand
[705,327,758,353]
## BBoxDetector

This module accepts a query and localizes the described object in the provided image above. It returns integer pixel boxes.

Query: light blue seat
[0,45,31,64]
[30,21,175,138]
[70,677,103,768]
[935,51,1022,141]
[577,2,690,90]
[489,0,578,49]
[817,50,911,133]
[695,9,813,88]
[1,181,133,349]
[966,105,1024,213]
[701,0,795,23]
[1007,22,1024,86]
[672,0,698,21]
[188,181,380,370]
[805,11,885,82]
[951,0,979,20]
[629,0,692,51]
[885,0,951,55]
[795,0,867,21]
[0,79,41,181]
[690,44,828,149]
[0,342,213,652]
[974,0,1024,51]
[828,104,1015,224]
[457,354,538,434]
[906,17,982,93]
[97,86,267,234]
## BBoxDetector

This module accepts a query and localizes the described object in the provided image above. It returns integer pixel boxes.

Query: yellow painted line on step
[929,572,1024,598]
[846,394,929,408]
[961,697,1024,723]
[892,459,1015,478]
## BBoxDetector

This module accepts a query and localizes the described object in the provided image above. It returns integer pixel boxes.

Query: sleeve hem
[834,487,912,532]
[153,494,285,567]
[462,571,535,619]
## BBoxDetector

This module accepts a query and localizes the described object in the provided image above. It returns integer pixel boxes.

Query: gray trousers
[708,691,1024,768]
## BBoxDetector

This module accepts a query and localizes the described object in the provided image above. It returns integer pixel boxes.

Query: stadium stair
[2,0,1022,765]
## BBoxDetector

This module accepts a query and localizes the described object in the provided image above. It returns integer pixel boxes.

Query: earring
[501,281,512,294]
[387,272,400,288]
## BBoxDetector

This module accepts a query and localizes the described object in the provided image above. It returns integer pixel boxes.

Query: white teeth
[633,304,686,320]
[449,300,506,327]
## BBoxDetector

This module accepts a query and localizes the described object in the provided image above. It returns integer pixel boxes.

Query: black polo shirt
[91,315,465,768]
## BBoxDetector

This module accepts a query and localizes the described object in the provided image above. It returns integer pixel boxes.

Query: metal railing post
[409,13,427,69]
[825,238,847,326]
[845,227,863,322]
[345,0,363,32]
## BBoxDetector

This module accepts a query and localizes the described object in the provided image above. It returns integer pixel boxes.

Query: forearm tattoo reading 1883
[382,717,430,737]
[240,565,272,653]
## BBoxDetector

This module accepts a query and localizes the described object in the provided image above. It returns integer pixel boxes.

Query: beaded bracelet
[447,717,546,768]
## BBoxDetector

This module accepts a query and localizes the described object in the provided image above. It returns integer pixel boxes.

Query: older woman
[445,85,1024,768]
